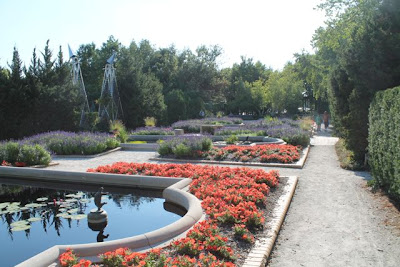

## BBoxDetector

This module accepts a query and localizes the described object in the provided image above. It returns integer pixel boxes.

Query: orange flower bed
[202,144,302,164]
[61,163,279,266]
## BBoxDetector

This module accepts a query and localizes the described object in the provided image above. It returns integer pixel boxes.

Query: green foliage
[0,142,51,166]
[282,133,310,147]
[4,142,20,163]
[165,89,187,123]
[300,117,314,131]
[17,144,51,166]
[144,117,157,127]
[335,138,364,170]
[96,116,111,133]
[158,142,173,156]
[368,86,400,201]
[314,0,400,163]
[225,135,239,144]
[157,136,212,158]
[267,65,304,115]
[172,143,192,158]
[110,120,128,143]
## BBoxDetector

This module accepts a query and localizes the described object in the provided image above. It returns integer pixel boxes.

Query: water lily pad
[28,217,42,222]
[65,199,77,203]
[58,208,67,212]
[65,193,76,198]
[79,199,90,204]
[36,197,48,202]
[0,210,8,215]
[11,224,31,231]
[70,214,87,220]
[7,208,20,214]
[0,202,10,209]
[56,212,69,217]
[75,192,84,198]
[10,202,21,206]
[60,214,72,219]
[67,208,79,214]
[10,220,29,227]
[25,203,42,208]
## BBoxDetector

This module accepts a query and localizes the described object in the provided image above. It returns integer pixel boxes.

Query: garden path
[266,127,400,267]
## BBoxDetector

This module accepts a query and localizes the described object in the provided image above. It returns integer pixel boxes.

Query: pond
[0,178,184,267]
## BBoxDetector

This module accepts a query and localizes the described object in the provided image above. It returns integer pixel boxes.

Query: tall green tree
[314,0,400,162]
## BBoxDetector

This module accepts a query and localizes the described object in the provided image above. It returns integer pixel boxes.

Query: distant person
[323,111,330,130]
[315,113,322,131]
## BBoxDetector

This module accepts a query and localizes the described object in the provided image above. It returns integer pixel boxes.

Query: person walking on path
[323,111,330,130]
[315,113,322,132]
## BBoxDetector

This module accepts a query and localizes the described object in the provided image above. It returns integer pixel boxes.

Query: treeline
[0,37,323,140]
[311,0,400,163]
[0,41,81,140]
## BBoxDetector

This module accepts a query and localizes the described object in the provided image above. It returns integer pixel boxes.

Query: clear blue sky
[0,0,325,70]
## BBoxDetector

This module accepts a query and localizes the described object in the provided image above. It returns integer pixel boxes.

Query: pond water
[0,178,184,267]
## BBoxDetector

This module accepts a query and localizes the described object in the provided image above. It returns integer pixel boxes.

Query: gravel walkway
[46,128,400,266]
[267,128,400,267]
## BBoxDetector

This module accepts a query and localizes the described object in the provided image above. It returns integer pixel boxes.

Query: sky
[0,0,326,70]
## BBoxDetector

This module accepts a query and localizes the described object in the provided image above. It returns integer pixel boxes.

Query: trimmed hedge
[368,86,400,200]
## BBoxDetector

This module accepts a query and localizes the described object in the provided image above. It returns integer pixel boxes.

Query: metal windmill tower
[68,45,90,128]
[98,52,123,122]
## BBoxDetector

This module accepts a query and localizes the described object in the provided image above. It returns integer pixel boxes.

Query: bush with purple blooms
[20,131,120,155]
[158,135,213,158]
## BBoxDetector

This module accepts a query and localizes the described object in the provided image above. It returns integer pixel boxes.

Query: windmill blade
[107,51,116,64]
[68,44,76,59]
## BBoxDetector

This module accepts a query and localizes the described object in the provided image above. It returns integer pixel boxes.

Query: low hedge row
[368,86,400,200]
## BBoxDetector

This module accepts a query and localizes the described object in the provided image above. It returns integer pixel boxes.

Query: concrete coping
[0,167,203,267]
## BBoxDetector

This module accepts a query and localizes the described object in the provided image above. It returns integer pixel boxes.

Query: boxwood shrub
[0,142,51,166]
[368,86,400,200]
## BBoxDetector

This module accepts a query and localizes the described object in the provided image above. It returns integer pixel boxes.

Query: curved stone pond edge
[0,167,203,267]
[150,146,310,169]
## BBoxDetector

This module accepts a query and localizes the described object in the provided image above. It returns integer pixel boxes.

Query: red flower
[14,162,27,167]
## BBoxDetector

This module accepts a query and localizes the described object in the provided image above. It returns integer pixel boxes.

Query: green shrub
[172,143,192,158]
[335,139,364,170]
[144,117,157,127]
[5,142,20,163]
[17,144,51,166]
[157,135,213,158]
[282,133,310,147]
[225,135,239,144]
[110,120,128,143]
[368,86,400,201]
[0,142,51,166]
[201,138,213,151]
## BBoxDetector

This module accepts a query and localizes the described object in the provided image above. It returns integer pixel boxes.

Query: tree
[38,40,56,86]
[267,64,303,115]
[165,89,187,123]
[314,0,400,162]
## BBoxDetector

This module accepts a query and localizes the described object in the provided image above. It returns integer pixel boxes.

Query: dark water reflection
[0,178,183,267]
